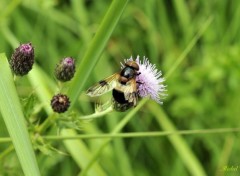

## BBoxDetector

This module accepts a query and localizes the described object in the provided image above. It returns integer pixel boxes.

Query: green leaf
[22,93,36,119]
[0,53,40,176]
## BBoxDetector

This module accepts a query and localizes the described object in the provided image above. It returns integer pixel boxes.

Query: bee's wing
[86,73,119,97]
[115,79,138,106]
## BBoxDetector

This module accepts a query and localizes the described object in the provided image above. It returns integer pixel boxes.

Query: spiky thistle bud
[51,93,70,113]
[10,43,34,76]
[55,57,76,82]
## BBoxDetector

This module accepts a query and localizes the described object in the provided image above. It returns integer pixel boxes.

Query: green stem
[36,113,57,133]
[45,127,240,140]
[1,127,240,143]
[0,138,11,143]
[36,105,113,134]
[79,106,113,120]
[0,145,14,159]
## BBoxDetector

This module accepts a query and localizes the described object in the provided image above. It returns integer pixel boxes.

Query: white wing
[86,73,119,97]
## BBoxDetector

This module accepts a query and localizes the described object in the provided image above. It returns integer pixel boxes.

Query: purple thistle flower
[51,93,70,113]
[122,56,166,104]
[10,43,34,76]
[55,57,76,82]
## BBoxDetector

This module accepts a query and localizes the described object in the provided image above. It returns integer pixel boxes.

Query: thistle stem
[78,106,113,120]
[1,127,240,143]
[36,113,58,133]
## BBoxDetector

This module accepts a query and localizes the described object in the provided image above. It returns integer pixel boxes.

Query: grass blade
[148,102,206,176]
[165,16,213,79]
[61,129,107,176]
[0,53,40,176]
[68,0,129,106]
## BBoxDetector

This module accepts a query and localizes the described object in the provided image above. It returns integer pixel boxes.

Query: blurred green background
[1,0,240,176]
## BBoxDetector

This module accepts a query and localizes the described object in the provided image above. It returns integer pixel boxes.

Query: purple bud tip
[63,57,75,66]
[19,43,33,54]
[10,42,35,76]
[55,57,76,82]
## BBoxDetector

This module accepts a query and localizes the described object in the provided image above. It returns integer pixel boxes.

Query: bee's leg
[136,81,143,84]
[133,92,138,107]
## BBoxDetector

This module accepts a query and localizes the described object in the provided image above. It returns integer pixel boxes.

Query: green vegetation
[1,0,240,176]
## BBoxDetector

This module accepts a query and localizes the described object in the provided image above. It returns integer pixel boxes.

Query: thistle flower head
[55,57,76,82]
[122,56,166,104]
[10,43,34,76]
[51,93,70,113]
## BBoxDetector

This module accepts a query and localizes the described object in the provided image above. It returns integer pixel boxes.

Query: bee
[86,61,140,111]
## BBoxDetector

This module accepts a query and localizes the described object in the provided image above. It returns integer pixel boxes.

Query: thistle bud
[55,57,75,82]
[10,43,34,76]
[51,94,70,113]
